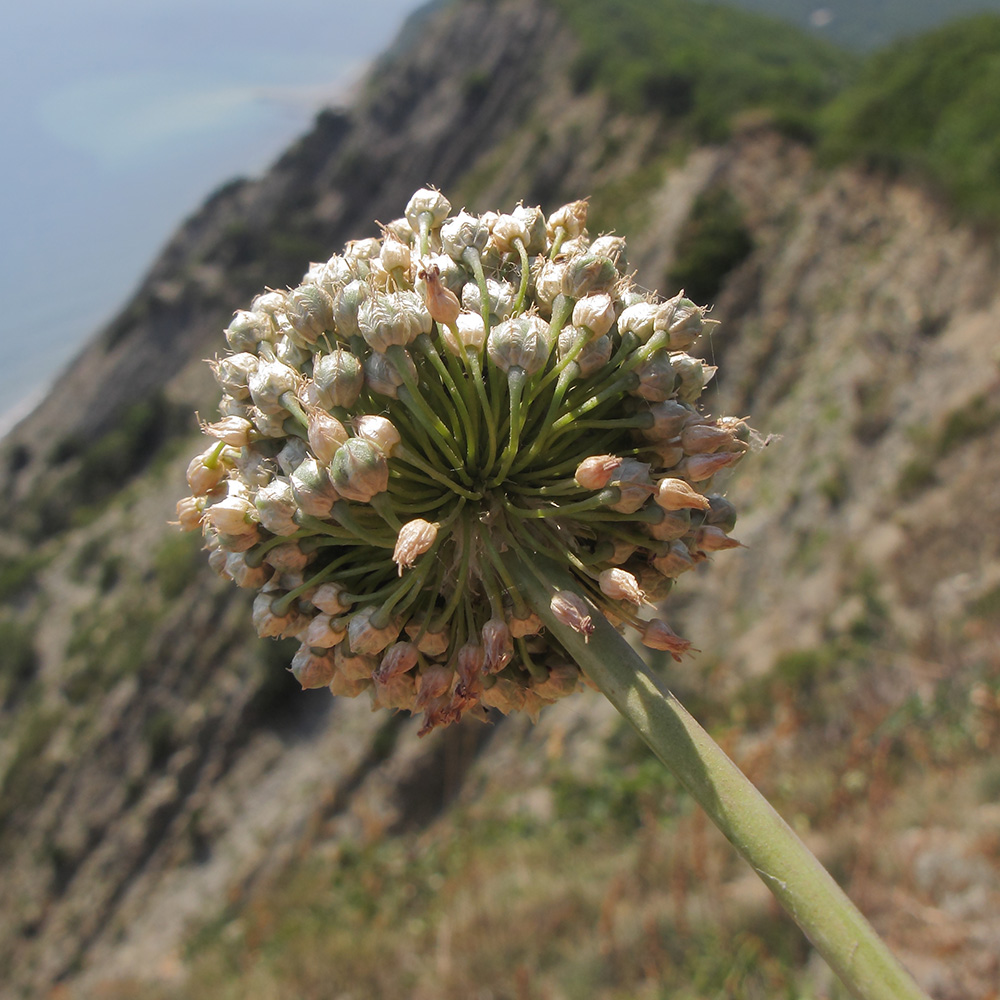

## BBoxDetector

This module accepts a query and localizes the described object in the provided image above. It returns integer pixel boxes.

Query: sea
[0,0,427,436]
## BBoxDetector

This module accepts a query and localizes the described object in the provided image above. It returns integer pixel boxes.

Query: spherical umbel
[177,189,748,734]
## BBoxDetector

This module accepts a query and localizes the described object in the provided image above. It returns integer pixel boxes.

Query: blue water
[0,0,427,434]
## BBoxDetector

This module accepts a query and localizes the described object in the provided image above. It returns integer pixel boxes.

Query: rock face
[0,2,998,998]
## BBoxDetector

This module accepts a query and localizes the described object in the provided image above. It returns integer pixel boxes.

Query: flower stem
[504,552,933,1000]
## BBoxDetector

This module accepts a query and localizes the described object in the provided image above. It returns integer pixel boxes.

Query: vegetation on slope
[819,14,1000,221]
[551,0,856,139]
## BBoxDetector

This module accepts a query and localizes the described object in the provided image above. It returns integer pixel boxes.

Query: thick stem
[504,552,932,1000]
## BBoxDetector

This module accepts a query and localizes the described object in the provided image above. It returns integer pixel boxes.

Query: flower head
[179,190,747,733]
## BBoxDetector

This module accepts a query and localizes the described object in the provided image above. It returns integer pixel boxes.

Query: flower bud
[440,311,486,355]
[213,352,259,399]
[329,438,389,502]
[290,645,338,689]
[509,611,543,638]
[263,541,310,574]
[654,293,715,351]
[333,279,368,337]
[694,525,743,552]
[548,199,588,239]
[440,211,490,260]
[590,235,627,269]
[307,410,349,465]
[277,437,309,476]
[252,591,306,638]
[675,452,741,482]
[608,458,654,514]
[311,582,352,615]
[654,478,711,511]
[393,519,438,574]
[532,663,579,702]
[681,421,735,455]
[248,359,299,414]
[380,234,411,274]
[419,262,462,326]
[572,293,616,339]
[404,618,451,656]
[374,641,419,682]
[405,187,452,229]
[203,494,258,536]
[482,618,514,674]
[310,350,364,409]
[462,278,515,322]
[550,590,594,642]
[646,507,691,541]
[671,354,717,404]
[511,203,547,253]
[353,415,401,456]
[563,254,618,298]
[574,334,613,377]
[303,613,348,649]
[618,302,658,343]
[575,454,622,490]
[348,606,402,655]
[641,619,693,661]
[490,214,530,254]
[174,495,205,531]
[359,290,431,352]
[291,458,339,518]
[598,568,645,605]
[631,352,678,402]
[651,541,696,578]
[186,447,229,495]
[487,314,552,375]
[334,642,379,682]
[644,400,697,441]
[225,310,274,352]
[255,478,300,536]
[363,349,416,398]
[482,677,526,715]
[285,284,333,344]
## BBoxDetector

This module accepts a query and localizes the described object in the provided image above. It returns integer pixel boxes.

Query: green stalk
[504,552,932,1000]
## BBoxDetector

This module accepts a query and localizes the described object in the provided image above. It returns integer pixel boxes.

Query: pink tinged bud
[371,670,417,710]
[420,263,462,326]
[681,422,734,455]
[303,613,348,648]
[174,496,204,531]
[655,478,712,511]
[609,458,655,514]
[187,448,228,495]
[311,350,364,410]
[203,495,258,536]
[335,643,379,682]
[676,452,741,482]
[290,645,337,689]
[224,552,270,589]
[456,643,486,692]
[482,618,514,674]
[575,454,622,490]
[649,441,685,468]
[487,314,553,375]
[255,479,300,536]
[550,590,595,642]
[374,641,419,684]
[695,525,744,552]
[572,293,616,339]
[599,568,645,605]
[532,663,580,703]
[651,541,696,578]
[311,582,352,615]
[307,410,349,466]
[481,677,526,715]
[393,519,438,574]
[353,415,401,456]
[509,611,543,638]
[248,359,299,414]
[641,620,694,661]
[416,665,454,708]
[348,607,401,655]
[330,438,389,502]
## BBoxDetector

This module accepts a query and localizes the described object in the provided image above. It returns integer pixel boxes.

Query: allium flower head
[178,190,747,734]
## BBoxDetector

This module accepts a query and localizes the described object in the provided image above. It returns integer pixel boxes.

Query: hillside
[1,1,999,998]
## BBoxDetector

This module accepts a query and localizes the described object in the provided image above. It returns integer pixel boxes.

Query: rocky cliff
[0,1,998,998]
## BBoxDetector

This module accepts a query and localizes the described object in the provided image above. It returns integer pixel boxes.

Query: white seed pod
[509,611,543,638]
[481,677,527,715]
[213,352,259,399]
[651,541,697,578]
[311,349,364,410]
[404,618,450,656]
[547,199,589,239]
[284,284,333,344]
[276,437,309,476]
[225,310,274,352]
[440,311,486,355]
[291,457,339,518]
[532,663,580,703]
[374,641,419,682]
[393,518,438,574]
[440,211,489,260]
[534,259,567,311]
[462,278,515,322]
[562,253,618,298]
[335,642,379,682]
[174,496,204,531]
[201,415,253,447]
[252,591,306,639]
[363,349,416,398]
[203,495,258,536]
[574,334,612,377]
[263,541,310,574]
[307,410,349,466]
[490,213,530,254]
[255,478,300,536]
[511,203,547,254]
[589,235,627,269]
[646,507,691,541]
[617,302,658,343]
[359,290,431,352]
[333,279,368,337]
[224,552,270,589]
[380,234,411,274]
[631,351,679,402]
[248,359,299,414]
[186,448,228,495]
[644,400,698,441]
[671,354,717,404]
